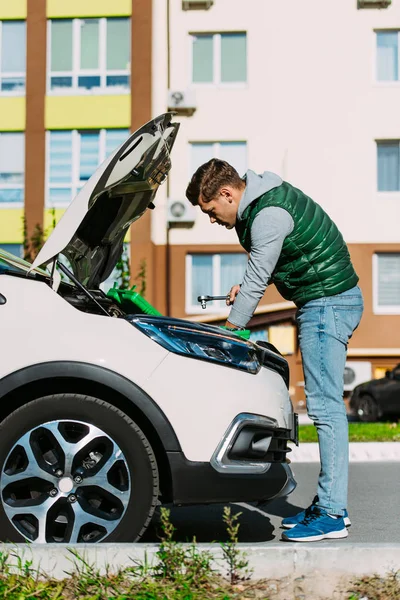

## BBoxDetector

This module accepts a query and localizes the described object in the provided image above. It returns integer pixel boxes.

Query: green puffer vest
[235,181,359,306]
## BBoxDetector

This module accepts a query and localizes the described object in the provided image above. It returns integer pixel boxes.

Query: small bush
[348,571,400,599]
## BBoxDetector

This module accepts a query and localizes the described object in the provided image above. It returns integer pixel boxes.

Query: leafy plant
[115,244,131,290]
[22,215,46,262]
[22,209,57,263]
[348,571,400,599]
[154,507,215,588]
[135,258,147,297]
[220,506,252,585]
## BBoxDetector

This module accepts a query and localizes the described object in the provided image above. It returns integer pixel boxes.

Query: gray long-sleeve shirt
[228,170,294,329]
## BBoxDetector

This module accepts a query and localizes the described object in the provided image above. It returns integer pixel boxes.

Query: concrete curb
[290,441,400,462]
[3,543,400,597]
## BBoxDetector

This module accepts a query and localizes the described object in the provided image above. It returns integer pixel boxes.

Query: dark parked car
[350,364,400,422]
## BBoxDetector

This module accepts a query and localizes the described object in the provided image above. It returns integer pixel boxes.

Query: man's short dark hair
[185,159,244,206]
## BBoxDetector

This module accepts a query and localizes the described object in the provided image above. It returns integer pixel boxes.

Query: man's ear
[219,186,233,200]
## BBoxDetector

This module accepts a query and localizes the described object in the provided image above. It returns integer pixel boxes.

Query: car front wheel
[0,394,159,543]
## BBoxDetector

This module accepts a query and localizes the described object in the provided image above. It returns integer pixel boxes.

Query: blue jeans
[296,285,364,515]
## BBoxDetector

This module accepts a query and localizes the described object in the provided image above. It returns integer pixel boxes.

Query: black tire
[0,394,159,543]
[356,393,379,422]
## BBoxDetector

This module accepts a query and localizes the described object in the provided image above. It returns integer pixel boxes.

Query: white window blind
[186,253,247,312]
[0,132,24,204]
[47,128,129,206]
[376,31,399,81]
[377,141,400,191]
[374,253,400,313]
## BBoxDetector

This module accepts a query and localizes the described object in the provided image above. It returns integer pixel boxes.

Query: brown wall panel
[154,244,167,314]
[130,217,155,302]
[25,0,46,237]
[158,242,400,349]
[130,0,153,300]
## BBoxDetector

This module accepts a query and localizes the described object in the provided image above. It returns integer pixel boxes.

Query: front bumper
[166,412,298,506]
[167,452,296,505]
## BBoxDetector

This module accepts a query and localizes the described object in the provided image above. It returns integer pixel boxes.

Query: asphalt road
[142,463,400,544]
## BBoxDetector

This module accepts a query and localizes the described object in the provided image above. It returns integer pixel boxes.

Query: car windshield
[0,249,49,279]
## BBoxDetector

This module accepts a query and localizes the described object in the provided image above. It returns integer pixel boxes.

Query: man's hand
[224,320,237,329]
[226,284,241,306]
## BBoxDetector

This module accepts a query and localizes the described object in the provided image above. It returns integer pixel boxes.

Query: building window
[47,128,129,206]
[0,132,24,205]
[190,141,247,176]
[186,253,247,313]
[377,141,400,191]
[48,18,130,93]
[376,31,399,81]
[191,33,247,84]
[0,21,26,93]
[0,244,23,258]
[373,253,400,314]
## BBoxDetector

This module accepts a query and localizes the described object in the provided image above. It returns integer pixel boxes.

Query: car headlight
[128,316,261,374]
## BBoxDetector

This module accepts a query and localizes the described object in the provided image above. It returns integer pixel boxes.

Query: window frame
[0,20,26,96]
[47,17,130,95]
[189,140,248,178]
[0,131,25,208]
[375,29,400,85]
[189,32,247,88]
[372,252,400,315]
[376,140,400,192]
[185,252,247,314]
[46,128,128,207]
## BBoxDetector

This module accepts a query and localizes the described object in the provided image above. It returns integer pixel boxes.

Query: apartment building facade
[0,0,151,279]
[151,0,400,403]
[0,0,399,403]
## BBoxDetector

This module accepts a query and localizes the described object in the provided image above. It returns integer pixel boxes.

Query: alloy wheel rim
[357,397,374,418]
[0,420,131,543]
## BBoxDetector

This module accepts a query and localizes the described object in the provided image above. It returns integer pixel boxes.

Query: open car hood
[31,113,179,288]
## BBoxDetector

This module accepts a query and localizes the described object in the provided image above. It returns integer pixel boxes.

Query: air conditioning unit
[344,361,372,392]
[357,0,391,8]
[167,89,197,116]
[182,0,214,10]
[167,199,196,226]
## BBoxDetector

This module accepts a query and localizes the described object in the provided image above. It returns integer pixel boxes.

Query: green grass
[299,421,400,443]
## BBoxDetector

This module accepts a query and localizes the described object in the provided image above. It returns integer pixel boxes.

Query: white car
[0,113,297,544]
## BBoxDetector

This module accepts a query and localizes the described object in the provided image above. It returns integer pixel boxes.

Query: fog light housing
[210,414,278,474]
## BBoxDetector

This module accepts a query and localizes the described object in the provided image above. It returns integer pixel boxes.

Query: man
[186,159,364,543]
